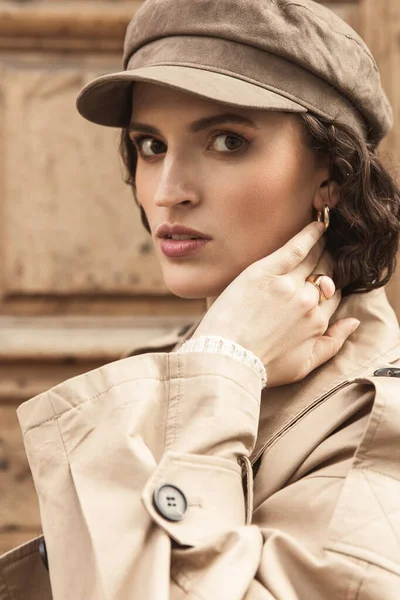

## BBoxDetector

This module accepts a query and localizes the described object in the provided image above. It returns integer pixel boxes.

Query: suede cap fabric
[76,0,393,147]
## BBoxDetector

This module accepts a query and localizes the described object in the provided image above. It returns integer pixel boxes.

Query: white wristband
[177,335,267,389]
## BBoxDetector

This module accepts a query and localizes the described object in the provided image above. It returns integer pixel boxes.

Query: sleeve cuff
[141,451,246,547]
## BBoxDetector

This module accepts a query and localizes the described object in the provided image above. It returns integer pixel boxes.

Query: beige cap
[76,0,393,147]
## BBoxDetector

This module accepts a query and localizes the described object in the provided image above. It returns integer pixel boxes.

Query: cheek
[213,149,316,256]
[218,155,302,228]
[135,167,159,225]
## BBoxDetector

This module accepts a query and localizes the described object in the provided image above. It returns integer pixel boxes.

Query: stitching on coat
[354,465,400,482]
[329,470,400,548]
[147,453,240,489]
[361,469,400,546]
[162,355,171,451]
[327,543,400,578]
[281,2,378,72]
[22,372,259,433]
[332,505,400,549]
[51,403,72,468]
[175,352,181,447]
[167,455,240,475]
[299,474,400,552]
[356,380,386,461]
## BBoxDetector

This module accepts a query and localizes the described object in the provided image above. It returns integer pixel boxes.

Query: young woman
[1,1,400,598]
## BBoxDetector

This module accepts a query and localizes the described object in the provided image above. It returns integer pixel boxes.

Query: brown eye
[210,133,245,152]
[131,136,166,157]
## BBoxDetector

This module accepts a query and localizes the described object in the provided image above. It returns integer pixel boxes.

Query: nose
[153,153,200,209]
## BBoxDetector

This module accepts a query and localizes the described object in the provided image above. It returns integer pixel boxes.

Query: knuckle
[299,292,317,313]
[291,243,306,261]
[278,275,297,298]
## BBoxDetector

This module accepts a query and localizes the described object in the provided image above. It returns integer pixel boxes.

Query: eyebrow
[128,112,260,135]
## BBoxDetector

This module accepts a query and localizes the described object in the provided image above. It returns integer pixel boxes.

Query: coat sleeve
[16,352,400,600]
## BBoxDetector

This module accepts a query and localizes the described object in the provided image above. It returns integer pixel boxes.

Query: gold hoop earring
[317,204,330,230]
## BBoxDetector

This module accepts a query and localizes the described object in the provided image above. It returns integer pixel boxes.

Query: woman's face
[130,82,330,300]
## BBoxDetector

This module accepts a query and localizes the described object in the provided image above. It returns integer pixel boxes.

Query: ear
[313,178,340,212]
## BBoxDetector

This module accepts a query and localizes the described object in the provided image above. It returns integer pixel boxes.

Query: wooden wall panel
[0,0,140,53]
[0,406,41,548]
[0,60,168,297]
[361,0,400,312]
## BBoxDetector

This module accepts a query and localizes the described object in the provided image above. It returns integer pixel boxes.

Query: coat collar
[255,288,400,461]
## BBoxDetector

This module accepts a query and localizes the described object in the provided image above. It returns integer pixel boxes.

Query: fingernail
[321,277,335,299]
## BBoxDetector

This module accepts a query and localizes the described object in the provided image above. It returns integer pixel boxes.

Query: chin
[163,275,226,300]
[160,260,241,299]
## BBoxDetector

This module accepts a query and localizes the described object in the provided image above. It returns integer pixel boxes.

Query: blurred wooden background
[0,0,400,554]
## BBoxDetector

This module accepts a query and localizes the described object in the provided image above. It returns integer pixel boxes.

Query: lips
[164,235,202,240]
[157,223,211,240]
[160,237,210,257]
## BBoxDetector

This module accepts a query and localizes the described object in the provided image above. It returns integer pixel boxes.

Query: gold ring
[306,274,328,302]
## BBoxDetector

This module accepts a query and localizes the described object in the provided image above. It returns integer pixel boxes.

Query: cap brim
[76,65,308,127]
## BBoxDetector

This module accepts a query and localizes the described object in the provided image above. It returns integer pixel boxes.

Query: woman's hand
[192,222,360,387]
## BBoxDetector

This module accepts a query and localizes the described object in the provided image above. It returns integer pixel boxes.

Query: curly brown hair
[119,114,400,296]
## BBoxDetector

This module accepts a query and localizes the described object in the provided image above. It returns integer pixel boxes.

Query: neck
[206,296,218,310]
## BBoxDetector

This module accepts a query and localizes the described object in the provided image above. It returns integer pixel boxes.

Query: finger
[302,276,336,311]
[305,275,336,302]
[292,237,326,282]
[302,278,323,311]
[265,221,325,276]
[307,318,361,372]
[318,288,342,318]
[319,277,336,300]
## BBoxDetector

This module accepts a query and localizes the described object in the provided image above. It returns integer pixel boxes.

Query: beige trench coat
[1,287,400,599]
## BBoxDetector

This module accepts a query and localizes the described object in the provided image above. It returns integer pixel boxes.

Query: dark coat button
[39,538,49,571]
[153,484,188,521]
[374,367,400,377]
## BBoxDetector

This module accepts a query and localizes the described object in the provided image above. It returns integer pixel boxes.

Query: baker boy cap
[76,0,393,147]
